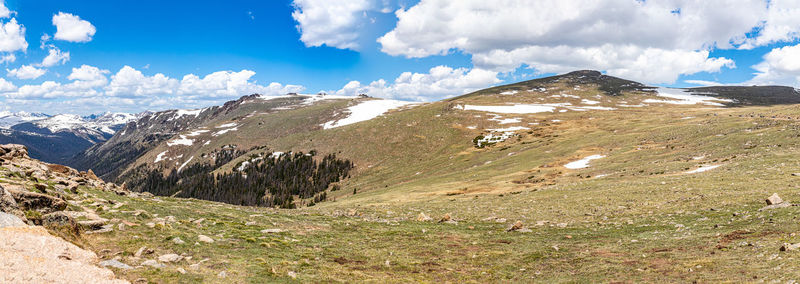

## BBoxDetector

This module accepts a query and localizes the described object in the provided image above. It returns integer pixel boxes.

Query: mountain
[0,111,50,128]
[13,70,800,282]
[0,112,145,164]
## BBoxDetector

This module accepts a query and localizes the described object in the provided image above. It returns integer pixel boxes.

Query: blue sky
[1,0,800,115]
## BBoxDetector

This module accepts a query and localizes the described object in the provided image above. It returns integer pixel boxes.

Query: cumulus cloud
[376,0,769,84]
[7,65,46,80]
[2,65,305,109]
[739,0,800,49]
[105,66,178,97]
[0,18,27,53]
[291,0,372,50]
[747,43,800,86]
[52,12,96,42]
[334,65,500,101]
[40,47,70,67]
[179,70,304,99]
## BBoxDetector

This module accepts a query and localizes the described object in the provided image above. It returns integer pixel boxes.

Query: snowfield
[644,88,732,106]
[461,104,565,114]
[323,99,416,129]
[565,155,606,169]
[154,151,168,163]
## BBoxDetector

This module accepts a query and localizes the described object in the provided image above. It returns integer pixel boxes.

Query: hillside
[21,70,800,282]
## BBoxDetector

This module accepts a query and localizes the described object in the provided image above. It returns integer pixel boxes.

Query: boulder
[141,259,166,268]
[99,259,133,270]
[42,211,80,235]
[158,254,183,263]
[197,235,214,243]
[78,219,108,231]
[781,243,800,251]
[766,193,783,205]
[0,185,25,221]
[438,213,452,223]
[0,211,25,228]
[172,237,185,244]
[0,144,28,159]
[7,189,67,214]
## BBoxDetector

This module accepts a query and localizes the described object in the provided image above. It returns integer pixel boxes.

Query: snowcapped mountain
[0,111,148,164]
[0,111,50,129]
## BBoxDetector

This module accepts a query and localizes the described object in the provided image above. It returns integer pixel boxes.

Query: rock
[177,268,187,274]
[261,229,284,234]
[42,211,79,234]
[495,218,507,223]
[438,213,452,223]
[245,221,257,226]
[197,235,214,243]
[145,222,156,228]
[192,218,205,225]
[99,259,133,270]
[78,219,108,231]
[0,185,25,221]
[84,225,113,234]
[0,211,25,228]
[134,246,154,258]
[781,243,800,251]
[766,193,783,205]
[33,183,47,192]
[417,212,432,222]
[217,271,227,278]
[172,237,185,244]
[0,144,28,159]
[759,202,792,211]
[507,221,524,232]
[158,254,183,263]
[7,188,67,214]
[141,259,166,268]
[287,271,297,279]
[165,216,177,223]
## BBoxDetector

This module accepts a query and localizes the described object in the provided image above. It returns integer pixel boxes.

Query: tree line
[121,147,353,208]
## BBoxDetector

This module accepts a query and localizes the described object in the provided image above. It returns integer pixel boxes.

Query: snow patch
[685,164,721,174]
[216,123,238,128]
[323,99,416,129]
[565,155,605,169]
[213,127,238,136]
[178,156,194,172]
[499,90,518,95]
[644,88,732,106]
[154,151,168,163]
[167,135,194,146]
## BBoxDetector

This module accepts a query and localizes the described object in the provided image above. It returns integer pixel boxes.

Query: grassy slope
[69,77,800,282]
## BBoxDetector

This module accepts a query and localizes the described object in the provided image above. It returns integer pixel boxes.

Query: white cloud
[739,0,800,49]
[748,43,800,86]
[40,47,70,67]
[68,64,109,88]
[291,0,371,50]
[377,0,769,84]
[0,1,11,19]
[105,66,178,97]
[7,65,46,80]
[684,79,723,86]
[334,65,500,101]
[179,70,304,99]
[52,12,96,42]
[0,77,16,92]
[0,18,27,53]
[0,53,14,63]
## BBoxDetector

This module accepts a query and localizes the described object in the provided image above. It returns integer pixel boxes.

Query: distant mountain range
[0,111,149,164]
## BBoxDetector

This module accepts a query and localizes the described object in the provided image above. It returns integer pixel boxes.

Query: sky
[1,0,800,115]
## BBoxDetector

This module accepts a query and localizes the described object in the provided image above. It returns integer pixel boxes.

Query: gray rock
[172,237,185,244]
[99,259,133,270]
[158,254,183,263]
[261,229,284,234]
[42,211,79,234]
[0,211,25,228]
[141,259,166,268]
[197,235,214,243]
[766,193,783,205]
